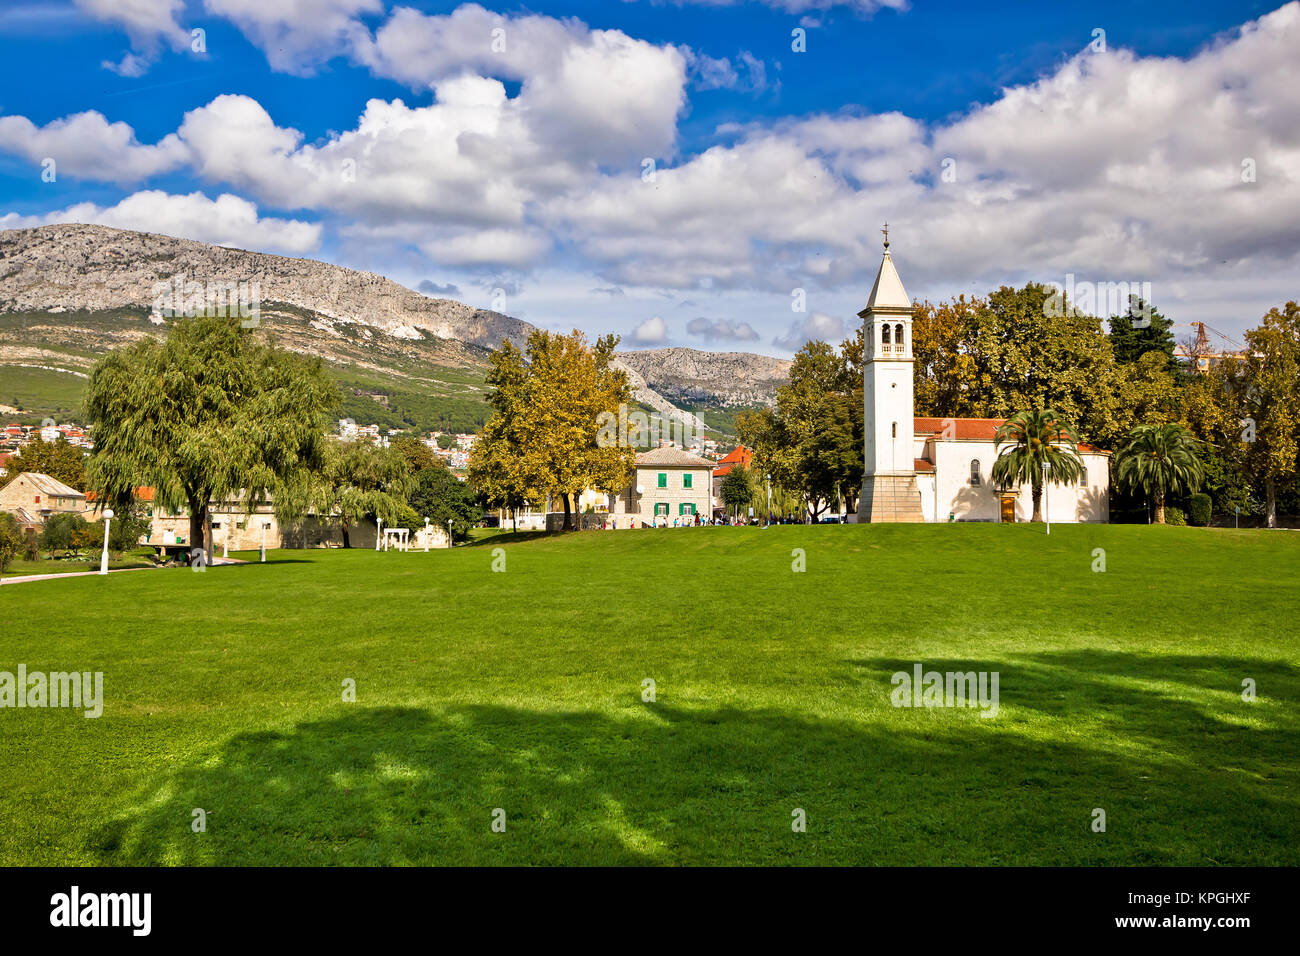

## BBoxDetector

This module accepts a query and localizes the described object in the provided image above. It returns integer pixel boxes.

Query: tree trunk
[205,511,214,565]
[1030,486,1042,522]
[341,519,351,549]
[1265,477,1277,529]
[188,498,208,556]
[562,493,573,531]
[1154,490,1166,524]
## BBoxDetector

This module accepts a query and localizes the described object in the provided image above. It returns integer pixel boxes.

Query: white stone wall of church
[930,442,1110,523]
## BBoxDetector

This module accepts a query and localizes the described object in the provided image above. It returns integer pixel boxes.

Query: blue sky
[1,0,1296,355]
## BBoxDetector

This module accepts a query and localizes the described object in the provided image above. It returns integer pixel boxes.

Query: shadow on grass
[91,652,1300,866]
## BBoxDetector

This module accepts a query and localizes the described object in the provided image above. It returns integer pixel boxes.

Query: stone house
[606,446,715,527]
[0,472,89,527]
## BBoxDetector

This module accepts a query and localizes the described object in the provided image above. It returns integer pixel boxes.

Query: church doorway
[998,493,1017,523]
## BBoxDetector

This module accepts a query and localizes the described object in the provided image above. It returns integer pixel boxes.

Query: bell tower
[857,229,925,523]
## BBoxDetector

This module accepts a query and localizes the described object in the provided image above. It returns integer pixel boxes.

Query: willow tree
[290,437,415,548]
[991,409,1085,522]
[85,315,337,559]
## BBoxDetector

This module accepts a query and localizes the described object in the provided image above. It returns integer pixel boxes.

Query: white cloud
[0,190,321,254]
[203,0,382,75]
[8,0,1300,345]
[418,228,551,269]
[630,315,668,344]
[687,316,761,342]
[0,111,188,183]
[773,311,843,349]
[354,5,688,167]
[73,0,191,74]
[650,0,907,14]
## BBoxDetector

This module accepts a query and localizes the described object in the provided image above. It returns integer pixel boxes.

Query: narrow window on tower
[895,324,905,350]
[892,422,897,438]
[970,459,981,486]
[1080,465,1088,488]
[881,324,891,345]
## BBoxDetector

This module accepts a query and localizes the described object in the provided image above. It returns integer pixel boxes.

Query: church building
[855,238,1111,524]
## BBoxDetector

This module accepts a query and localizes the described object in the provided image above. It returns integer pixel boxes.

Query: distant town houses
[1,421,93,453]
[335,419,476,471]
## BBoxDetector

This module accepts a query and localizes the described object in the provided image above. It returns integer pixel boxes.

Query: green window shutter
[683,473,692,489]
[657,472,667,488]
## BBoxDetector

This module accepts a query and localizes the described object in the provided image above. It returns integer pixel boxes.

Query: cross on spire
[881,222,890,250]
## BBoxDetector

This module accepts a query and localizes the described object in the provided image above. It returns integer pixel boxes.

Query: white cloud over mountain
[0,190,321,254]
[5,1,1300,350]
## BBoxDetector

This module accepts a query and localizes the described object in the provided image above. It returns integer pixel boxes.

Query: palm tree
[991,409,1085,522]
[1114,423,1204,524]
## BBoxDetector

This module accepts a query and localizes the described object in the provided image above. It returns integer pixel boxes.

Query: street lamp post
[260,521,270,563]
[424,517,431,552]
[1043,462,1050,536]
[99,508,115,575]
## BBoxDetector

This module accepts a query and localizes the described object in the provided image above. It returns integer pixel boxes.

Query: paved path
[2,556,246,586]
[1,566,155,585]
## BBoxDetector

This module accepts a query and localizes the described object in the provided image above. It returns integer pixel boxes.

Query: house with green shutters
[606,445,715,527]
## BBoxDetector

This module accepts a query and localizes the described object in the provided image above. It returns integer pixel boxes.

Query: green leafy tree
[1108,297,1177,368]
[298,438,415,548]
[107,503,151,552]
[39,512,89,555]
[1239,302,1300,527]
[470,341,541,531]
[991,409,1085,522]
[719,464,756,517]
[408,466,483,542]
[911,295,983,418]
[391,436,439,474]
[85,315,337,561]
[740,339,860,520]
[0,512,22,575]
[2,437,87,491]
[972,284,1125,445]
[1114,423,1205,524]
[471,331,633,531]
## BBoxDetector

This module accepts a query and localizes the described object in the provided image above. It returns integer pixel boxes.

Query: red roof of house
[913,458,935,473]
[85,486,155,503]
[713,445,752,477]
[913,417,1105,454]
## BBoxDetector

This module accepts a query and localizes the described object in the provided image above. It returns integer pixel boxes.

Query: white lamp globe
[102,508,115,520]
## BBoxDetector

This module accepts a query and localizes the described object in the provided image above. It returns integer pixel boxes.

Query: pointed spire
[861,236,910,314]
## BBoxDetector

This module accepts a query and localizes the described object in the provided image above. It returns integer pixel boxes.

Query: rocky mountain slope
[0,224,531,350]
[0,224,789,432]
[617,347,791,408]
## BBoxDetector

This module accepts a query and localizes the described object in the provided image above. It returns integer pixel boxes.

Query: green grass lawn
[1,524,1296,866]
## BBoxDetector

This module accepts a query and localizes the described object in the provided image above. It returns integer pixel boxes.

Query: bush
[1164,505,1187,526]
[1188,493,1212,527]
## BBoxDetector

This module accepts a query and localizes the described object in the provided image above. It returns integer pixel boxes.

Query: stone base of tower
[857,474,926,523]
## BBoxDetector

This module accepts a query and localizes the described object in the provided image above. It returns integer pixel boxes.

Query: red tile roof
[914,417,1106,454]
[913,458,935,473]
[713,445,753,477]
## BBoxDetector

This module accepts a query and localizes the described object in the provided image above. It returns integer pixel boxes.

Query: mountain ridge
[0,224,789,430]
